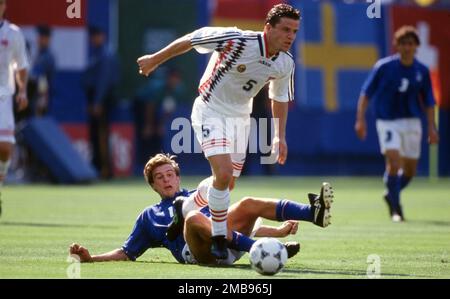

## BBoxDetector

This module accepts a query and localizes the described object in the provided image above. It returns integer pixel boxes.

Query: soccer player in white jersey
[137,4,300,259]
[0,0,29,217]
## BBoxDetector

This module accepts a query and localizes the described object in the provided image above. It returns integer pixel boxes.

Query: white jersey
[190,27,295,117]
[0,20,29,97]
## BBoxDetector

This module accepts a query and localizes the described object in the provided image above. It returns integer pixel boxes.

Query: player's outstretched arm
[15,69,28,112]
[69,243,129,263]
[426,107,439,144]
[254,220,298,238]
[355,94,369,140]
[137,34,193,77]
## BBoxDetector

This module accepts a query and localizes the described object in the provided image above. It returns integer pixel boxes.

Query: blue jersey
[122,189,201,263]
[361,54,435,120]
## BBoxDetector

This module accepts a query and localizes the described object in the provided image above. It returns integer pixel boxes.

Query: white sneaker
[392,213,403,223]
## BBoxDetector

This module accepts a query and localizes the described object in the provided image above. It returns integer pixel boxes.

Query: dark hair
[37,25,52,37]
[266,4,300,27]
[393,26,420,46]
[88,26,104,36]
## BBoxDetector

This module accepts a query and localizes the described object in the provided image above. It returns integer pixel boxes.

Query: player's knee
[239,197,256,209]
[185,211,204,227]
[403,168,416,178]
[214,167,233,186]
[235,197,258,216]
[386,159,401,174]
[0,143,13,160]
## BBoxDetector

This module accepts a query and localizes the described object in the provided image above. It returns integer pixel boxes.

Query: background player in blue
[69,153,334,264]
[354,26,439,222]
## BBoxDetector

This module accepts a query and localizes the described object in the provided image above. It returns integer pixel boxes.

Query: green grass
[0,176,449,279]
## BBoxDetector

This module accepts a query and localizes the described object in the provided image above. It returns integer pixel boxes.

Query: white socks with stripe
[181,177,212,217]
[207,186,230,237]
[182,189,208,218]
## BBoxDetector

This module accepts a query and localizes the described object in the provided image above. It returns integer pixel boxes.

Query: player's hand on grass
[277,220,298,237]
[354,119,367,140]
[137,54,160,77]
[69,243,93,263]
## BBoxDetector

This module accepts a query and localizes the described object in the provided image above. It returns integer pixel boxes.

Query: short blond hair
[143,153,180,186]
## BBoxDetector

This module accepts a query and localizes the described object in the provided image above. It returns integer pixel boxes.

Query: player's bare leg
[228,197,277,235]
[207,154,233,259]
[184,211,224,265]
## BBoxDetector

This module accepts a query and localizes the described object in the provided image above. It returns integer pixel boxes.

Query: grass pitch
[0,176,449,279]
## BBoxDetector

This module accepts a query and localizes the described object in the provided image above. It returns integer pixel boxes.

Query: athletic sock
[181,190,208,218]
[181,177,212,217]
[228,231,255,252]
[207,186,230,237]
[276,199,313,222]
[399,175,412,191]
[385,174,401,212]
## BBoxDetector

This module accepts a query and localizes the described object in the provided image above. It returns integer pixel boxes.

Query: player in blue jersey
[69,153,334,265]
[354,26,439,222]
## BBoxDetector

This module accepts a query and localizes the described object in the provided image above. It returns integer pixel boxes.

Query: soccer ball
[249,237,287,276]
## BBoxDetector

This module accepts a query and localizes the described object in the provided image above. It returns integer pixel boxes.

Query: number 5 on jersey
[243,80,257,91]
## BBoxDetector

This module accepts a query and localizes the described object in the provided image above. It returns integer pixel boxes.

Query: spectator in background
[28,25,55,117]
[11,25,56,183]
[133,67,185,168]
[82,26,120,180]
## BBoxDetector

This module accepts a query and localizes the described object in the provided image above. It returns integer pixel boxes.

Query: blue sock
[276,199,313,222]
[228,231,255,252]
[385,175,401,211]
[399,175,412,190]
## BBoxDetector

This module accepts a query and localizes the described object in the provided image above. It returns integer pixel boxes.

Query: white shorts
[376,118,422,159]
[181,217,263,265]
[191,97,250,177]
[0,95,15,144]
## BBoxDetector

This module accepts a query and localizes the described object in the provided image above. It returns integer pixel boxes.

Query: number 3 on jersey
[243,79,257,91]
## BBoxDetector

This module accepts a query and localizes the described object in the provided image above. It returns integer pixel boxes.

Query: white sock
[207,186,230,237]
[182,191,208,218]
[181,177,212,218]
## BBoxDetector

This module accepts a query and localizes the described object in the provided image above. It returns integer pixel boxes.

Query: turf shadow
[406,220,450,227]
